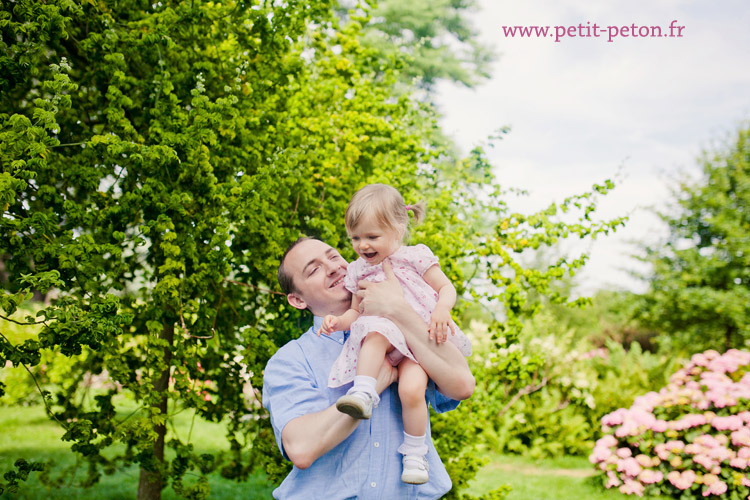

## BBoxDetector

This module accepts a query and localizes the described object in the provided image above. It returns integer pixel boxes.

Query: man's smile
[329,276,345,288]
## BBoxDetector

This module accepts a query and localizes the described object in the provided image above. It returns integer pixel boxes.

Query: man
[262,238,475,499]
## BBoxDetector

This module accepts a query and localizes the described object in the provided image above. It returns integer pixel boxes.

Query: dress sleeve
[262,342,331,460]
[343,262,360,294]
[411,244,440,276]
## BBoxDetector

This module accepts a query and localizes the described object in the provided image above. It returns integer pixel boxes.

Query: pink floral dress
[327,244,472,388]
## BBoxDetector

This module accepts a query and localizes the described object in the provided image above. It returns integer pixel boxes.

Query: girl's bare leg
[357,332,392,377]
[398,359,428,437]
[397,358,430,484]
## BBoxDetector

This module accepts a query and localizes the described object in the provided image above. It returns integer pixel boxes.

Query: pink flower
[666,440,685,452]
[712,415,743,431]
[635,454,652,468]
[693,454,715,470]
[671,413,707,431]
[702,479,727,496]
[730,457,748,469]
[654,443,670,460]
[667,470,696,490]
[650,419,668,432]
[605,471,621,488]
[738,447,750,459]
[638,469,663,484]
[589,446,612,464]
[731,428,750,447]
[597,434,618,448]
[619,479,644,497]
[616,457,642,478]
[602,408,627,427]
[616,447,633,458]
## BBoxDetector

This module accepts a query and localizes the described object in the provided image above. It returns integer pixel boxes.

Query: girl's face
[349,215,402,265]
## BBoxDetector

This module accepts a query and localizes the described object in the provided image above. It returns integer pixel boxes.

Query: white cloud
[436,0,750,292]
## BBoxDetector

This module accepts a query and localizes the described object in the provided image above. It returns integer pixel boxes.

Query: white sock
[352,375,377,398]
[398,432,428,456]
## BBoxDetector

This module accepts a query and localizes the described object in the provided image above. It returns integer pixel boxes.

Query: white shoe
[336,391,375,419]
[401,455,429,484]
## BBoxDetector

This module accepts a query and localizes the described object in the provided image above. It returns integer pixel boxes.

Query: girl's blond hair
[345,184,425,241]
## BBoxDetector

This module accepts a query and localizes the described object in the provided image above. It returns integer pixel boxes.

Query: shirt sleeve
[411,244,440,276]
[425,378,460,414]
[262,342,331,460]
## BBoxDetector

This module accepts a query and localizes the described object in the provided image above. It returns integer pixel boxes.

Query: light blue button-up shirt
[262,316,460,499]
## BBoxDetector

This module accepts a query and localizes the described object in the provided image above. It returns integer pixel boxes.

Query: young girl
[319,183,472,485]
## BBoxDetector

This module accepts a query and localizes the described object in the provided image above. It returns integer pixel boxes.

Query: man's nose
[324,260,339,274]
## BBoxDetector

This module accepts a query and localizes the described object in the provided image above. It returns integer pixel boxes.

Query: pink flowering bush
[591,349,750,498]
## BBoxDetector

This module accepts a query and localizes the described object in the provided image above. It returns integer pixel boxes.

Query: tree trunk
[137,322,175,500]
[726,324,737,351]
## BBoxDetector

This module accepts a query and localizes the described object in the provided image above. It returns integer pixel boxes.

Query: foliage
[0,0,625,498]
[636,125,750,354]
[591,349,750,498]
[338,0,495,90]
[465,295,679,460]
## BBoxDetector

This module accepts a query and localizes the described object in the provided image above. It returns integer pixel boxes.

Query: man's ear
[287,293,307,311]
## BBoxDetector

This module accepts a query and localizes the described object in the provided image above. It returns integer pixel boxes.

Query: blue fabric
[262,316,460,500]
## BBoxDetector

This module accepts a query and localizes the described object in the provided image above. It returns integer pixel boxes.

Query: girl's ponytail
[405,201,426,224]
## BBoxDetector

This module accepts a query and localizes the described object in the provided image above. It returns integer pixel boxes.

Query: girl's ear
[287,293,307,311]
[397,223,406,239]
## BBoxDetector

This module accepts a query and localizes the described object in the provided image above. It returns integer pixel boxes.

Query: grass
[1,403,674,499]
[466,452,673,500]
[0,405,274,500]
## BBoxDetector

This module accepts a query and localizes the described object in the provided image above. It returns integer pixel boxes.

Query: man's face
[284,239,351,316]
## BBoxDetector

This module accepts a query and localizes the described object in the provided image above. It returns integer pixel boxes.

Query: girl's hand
[319,315,338,336]
[428,308,455,344]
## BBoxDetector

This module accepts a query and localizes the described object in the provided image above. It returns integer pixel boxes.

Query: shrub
[590,349,750,498]
[474,303,678,459]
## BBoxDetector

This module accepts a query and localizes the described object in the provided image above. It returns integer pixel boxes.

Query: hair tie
[405,204,414,211]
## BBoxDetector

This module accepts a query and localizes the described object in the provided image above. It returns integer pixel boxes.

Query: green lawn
[2,404,671,499]
[466,453,673,500]
[0,405,273,500]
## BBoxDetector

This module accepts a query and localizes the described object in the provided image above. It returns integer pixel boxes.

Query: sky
[434,0,750,294]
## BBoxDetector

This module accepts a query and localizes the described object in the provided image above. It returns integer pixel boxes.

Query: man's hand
[357,259,405,317]
[319,314,338,336]
[375,357,398,393]
[429,307,455,344]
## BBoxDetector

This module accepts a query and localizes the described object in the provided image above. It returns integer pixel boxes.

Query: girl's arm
[356,261,474,401]
[422,266,457,343]
[319,295,362,335]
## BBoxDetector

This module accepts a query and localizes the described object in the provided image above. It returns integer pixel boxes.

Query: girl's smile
[349,215,402,265]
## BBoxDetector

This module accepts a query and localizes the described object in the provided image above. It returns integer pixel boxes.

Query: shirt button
[373,442,380,447]
[370,482,376,488]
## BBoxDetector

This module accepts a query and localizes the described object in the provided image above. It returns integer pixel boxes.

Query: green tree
[637,125,750,353]
[0,0,625,499]
[339,0,495,90]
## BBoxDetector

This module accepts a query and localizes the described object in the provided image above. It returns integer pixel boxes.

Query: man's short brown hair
[277,237,312,295]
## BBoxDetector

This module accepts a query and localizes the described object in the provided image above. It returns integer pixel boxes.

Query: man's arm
[280,358,398,469]
[356,260,475,401]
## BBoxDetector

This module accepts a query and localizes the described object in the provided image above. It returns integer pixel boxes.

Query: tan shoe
[336,392,374,419]
[401,455,429,484]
